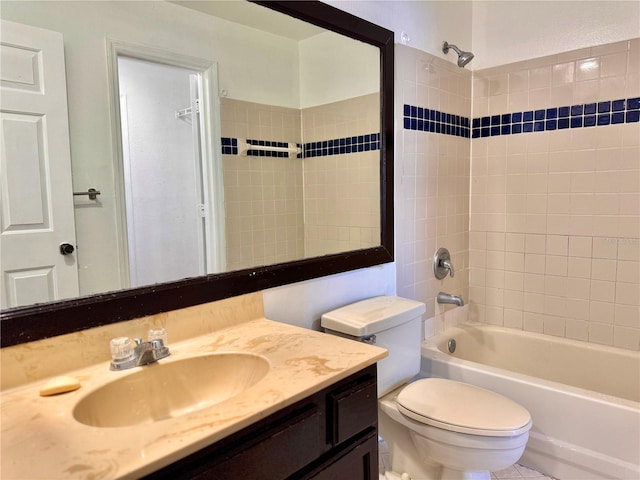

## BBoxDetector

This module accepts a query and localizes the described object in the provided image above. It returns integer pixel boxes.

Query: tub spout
[437,292,464,307]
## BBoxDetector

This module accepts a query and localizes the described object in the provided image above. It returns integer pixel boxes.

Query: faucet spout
[110,337,170,370]
[437,292,464,307]
[133,339,170,367]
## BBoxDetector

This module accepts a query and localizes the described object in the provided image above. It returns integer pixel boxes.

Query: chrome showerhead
[442,41,474,68]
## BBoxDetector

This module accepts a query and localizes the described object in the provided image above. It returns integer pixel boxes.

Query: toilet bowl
[321,296,532,480]
[379,378,531,480]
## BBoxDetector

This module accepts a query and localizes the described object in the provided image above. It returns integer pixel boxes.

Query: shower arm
[442,42,462,55]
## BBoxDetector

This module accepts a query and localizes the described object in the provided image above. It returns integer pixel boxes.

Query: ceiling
[172,0,326,40]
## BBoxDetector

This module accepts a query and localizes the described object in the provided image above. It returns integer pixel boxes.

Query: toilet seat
[396,378,532,437]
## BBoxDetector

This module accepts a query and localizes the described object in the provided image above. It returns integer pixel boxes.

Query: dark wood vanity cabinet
[145,364,378,480]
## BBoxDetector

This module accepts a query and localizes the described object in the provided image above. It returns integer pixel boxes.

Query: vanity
[1,293,386,479]
[147,365,379,479]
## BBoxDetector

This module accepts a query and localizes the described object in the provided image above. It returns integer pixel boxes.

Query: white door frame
[105,39,225,287]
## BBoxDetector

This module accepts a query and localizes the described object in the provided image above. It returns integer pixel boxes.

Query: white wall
[326,0,640,72]
[299,31,379,108]
[323,0,473,67]
[472,1,640,70]
[263,263,396,330]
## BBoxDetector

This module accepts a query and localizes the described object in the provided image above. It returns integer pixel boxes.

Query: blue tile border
[220,134,380,158]
[471,97,640,138]
[221,137,238,155]
[403,104,471,138]
[303,133,380,158]
[402,97,639,140]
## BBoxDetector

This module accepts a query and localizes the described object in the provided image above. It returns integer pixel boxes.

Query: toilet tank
[321,296,426,397]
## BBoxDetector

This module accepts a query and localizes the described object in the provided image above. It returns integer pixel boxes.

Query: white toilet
[322,296,532,480]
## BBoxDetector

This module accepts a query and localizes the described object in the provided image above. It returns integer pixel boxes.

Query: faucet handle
[148,328,167,345]
[110,337,134,362]
[440,258,454,277]
[433,247,455,279]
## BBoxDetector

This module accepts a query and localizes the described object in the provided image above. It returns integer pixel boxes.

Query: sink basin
[73,353,270,428]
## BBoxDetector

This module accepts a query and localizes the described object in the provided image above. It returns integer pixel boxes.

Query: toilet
[321,296,532,480]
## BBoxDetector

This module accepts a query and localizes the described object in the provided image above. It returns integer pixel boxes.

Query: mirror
[0,0,394,347]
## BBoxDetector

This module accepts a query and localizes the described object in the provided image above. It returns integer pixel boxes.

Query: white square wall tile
[592,237,618,259]
[589,322,614,345]
[568,256,592,278]
[614,304,640,328]
[616,260,640,284]
[589,301,615,323]
[569,236,592,257]
[525,234,546,254]
[566,318,589,341]
[590,279,616,303]
[613,326,640,350]
[616,282,640,306]
[546,235,568,255]
[591,259,617,281]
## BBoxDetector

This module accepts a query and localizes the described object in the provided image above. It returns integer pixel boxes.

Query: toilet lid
[396,378,532,437]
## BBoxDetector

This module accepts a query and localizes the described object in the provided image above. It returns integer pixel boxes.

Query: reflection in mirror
[0,0,380,309]
[0,0,394,348]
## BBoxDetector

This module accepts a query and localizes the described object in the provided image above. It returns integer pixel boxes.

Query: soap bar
[39,376,81,396]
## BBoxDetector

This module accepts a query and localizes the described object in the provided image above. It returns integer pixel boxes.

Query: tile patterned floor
[491,464,556,480]
[380,464,556,480]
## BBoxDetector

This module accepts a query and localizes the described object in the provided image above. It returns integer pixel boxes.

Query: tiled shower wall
[469,39,640,350]
[220,94,381,271]
[220,99,304,271]
[395,45,472,331]
[302,94,381,257]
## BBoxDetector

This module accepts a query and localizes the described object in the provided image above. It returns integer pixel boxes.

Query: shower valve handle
[440,258,454,277]
[434,248,454,279]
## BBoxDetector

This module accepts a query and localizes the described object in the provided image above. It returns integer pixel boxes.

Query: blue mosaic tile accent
[221,134,380,159]
[402,104,471,138]
[221,137,238,155]
[470,97,640,138]
[303,133,380,158]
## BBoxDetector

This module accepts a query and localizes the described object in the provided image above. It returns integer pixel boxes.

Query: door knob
[59,243,75,255]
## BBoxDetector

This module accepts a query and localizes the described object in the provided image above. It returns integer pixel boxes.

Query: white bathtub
[420,323,640,480]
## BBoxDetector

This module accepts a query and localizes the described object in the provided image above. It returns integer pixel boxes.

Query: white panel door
[0,20,79,308]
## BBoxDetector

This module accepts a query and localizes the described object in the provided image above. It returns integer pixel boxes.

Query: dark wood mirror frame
[0,0,394,348]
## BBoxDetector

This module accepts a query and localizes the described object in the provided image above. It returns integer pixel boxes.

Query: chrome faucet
[437,292,464,307]
[109,329,170,370]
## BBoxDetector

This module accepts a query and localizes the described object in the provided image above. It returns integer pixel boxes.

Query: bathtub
[420,323,640,480]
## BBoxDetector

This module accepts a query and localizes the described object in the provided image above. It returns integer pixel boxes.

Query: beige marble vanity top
[1,317,387,479]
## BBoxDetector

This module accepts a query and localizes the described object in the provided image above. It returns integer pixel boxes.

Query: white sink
[73,353,269,428]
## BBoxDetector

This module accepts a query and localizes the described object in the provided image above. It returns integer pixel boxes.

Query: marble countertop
[1,318,386,479]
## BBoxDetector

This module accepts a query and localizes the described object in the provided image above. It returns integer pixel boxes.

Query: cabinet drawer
[328,375,377,445]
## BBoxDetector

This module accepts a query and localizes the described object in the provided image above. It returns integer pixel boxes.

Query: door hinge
[197,204,207,218]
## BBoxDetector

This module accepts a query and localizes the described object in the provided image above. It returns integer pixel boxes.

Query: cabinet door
[147,404,321,480]
[309,429,378,480]
[328,375,377,445]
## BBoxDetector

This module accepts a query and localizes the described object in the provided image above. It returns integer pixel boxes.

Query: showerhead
[442,41,474,68]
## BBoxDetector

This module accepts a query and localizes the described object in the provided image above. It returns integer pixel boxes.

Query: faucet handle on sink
[110,337,134,361]
[148,328,168,345]
[109,337,136,370]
